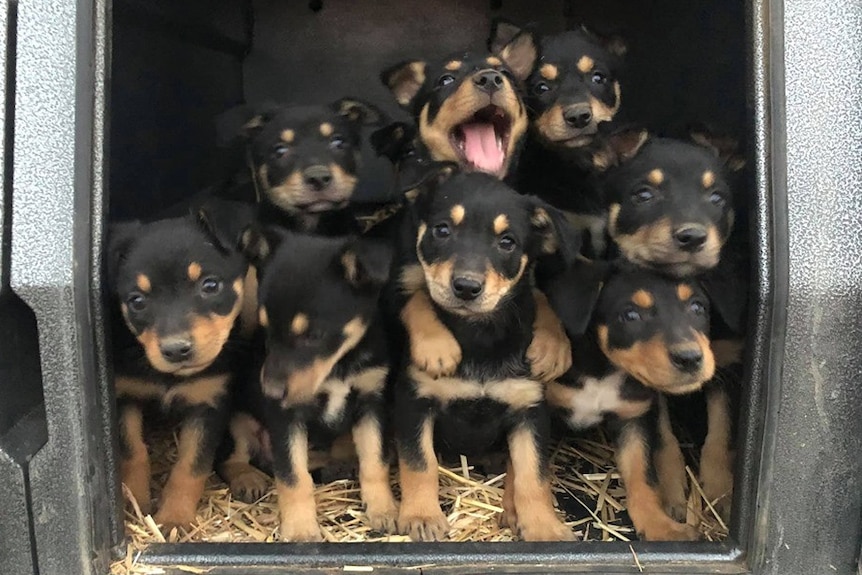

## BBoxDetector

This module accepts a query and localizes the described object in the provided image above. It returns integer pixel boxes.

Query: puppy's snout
[303,165,333,191]
[563,104,593,129]
[473,70,505,93]
[674,225,708,252]
[260,365,287,400]
[669,348,703,373]
[160,337,193,363]
[451,276,484,301]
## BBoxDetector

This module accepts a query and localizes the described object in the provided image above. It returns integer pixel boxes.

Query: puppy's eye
[619,308,642,323]
[432,223,451,239]
[438,74,456,87]
[126,293,147,312]
[689,300,707,315]
[329,136,347,150]
[709,190,727,208]
[632,187,655,204]
[532,81,551,95]
[200,276,223,297]
[591,71,607,85]
[498,234,516,251]
[272,143,290,158]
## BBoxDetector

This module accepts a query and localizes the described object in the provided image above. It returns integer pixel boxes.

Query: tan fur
[219,413,269,503]
[702,170,715,188]
[119,406,152,514]
[647,169,664,186]
[291,313,309,335]
[397,418,449,541]
[154,424,209,531]
[677,283,694,301]
[654,397,688,521]
[263,163,356,213]
[499,34,538,80]
[527,290,572,382]
[576,55,594,73]
[258,306,268,328]
[276,427,322,541]
[399,263,426,295]
[348,366,389,395]
[136,274,151,293]
[280,129,294,143]
[164,374,229,409]
[388,61,427,106]
[700,387,734,521]
[353,416,399,532]
[445,60,462,71]
[588,82,621,123]
[539,63,558,80]
[485,56,502,67]
[450,204,465,225]
[610,215,725,274]
[712,338,744,367]
[319,122,333,137]
[240,267,259,337]
[187,262,202,282]
[499,459,518,530]
[493,214,509,235]
[115,376,165,401]
[178,278,244,376]
[632,289,655,308]
[411,367,544,409]
[530,207,559,254]
[401,289,462,377]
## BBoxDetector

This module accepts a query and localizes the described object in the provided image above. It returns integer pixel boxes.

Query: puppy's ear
[528,199,582,263]
[542,257,609,337]
[406,161,459,206]
[370,121,415,163]
[592,126,649,171]
[240,225,289,269]
[579,24,627,58]
[331,97,386,128]
[216,102,280,146]
[689,124,746,172]
[106,221,142,289]
[339,238,393,289]
[499,30,539,82]
[195,198,257,254]
[381,60,427,108]
[488,18,523,55]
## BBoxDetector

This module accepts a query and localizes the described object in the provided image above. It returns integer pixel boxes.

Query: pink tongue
[460,122,504,173]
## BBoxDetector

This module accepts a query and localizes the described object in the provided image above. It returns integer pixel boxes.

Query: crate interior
[107,0,750,566]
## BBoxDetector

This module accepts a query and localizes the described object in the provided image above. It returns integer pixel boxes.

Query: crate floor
[111,430,728,574]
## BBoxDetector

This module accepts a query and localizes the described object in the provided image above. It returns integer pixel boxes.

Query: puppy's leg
[353,403,398,533]
[217,412,270,503]
[616,413,699,541]
[118,402,152,515]
[401,290,461,377]
[653,396,688,521]
[498,459,519,531]
[527,290,572,382]
[700,383,734,522]
[507,408,573,541]
[270,418,321,542]
[396,411,448,541]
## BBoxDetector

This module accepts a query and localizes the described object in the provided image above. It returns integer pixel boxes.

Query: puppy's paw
[518,517,575,542]
[229,467,271,503]
[527,325,572,382]
[154,506,196,534]
[637,518,700,541]
[280,515,324,542]
[365,500,399,534]
[397,510,450,541]
[411,332,461,377]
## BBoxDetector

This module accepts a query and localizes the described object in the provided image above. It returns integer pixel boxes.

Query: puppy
[380,33,537,180]
[544,262,715,541]
[393,170,575,542]
[108,200,252,532]
[234,228,398,542]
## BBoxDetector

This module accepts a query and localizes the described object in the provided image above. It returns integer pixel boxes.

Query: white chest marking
[319,378,352,425]
[566,372,627,430]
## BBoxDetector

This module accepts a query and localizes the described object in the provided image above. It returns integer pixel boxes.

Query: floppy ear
[239,224,290,269]
[406,161,459,207]
[216,102,280,146]
[499,30,539,82]
[689,124,746,172]
[381,60,427,108]
[339,238,393,289]
[370,121,415,163]
[528,199,582,264]
[592,125,649,171]
[488,18,523,55]
[331,97,386,128]
[542,257,609,337]
[195,198,257,254]
[579,24,627,58]
[106,221,142,289]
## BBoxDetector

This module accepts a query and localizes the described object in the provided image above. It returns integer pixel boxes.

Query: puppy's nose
[669,348,703,373]
[674,226,708,252]
[451,276,484,301]
[160,338,193,363]
[473,70,505,93]
[303,165,333,191]
[563,105,593,129]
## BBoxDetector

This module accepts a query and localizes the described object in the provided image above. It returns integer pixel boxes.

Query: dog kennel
[1,0,861,573]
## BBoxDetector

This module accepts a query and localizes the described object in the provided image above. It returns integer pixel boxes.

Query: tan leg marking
[654,397,688,521]
[277,427,322,542]
[617,427,699,541]
[353,417,398,533]
[397,418,449,541]
[154,424,209,531]
[119,405,152,514]
[239,266,259,338]
[527,290,572,382]
[401,290,461,377]
[498,459,518,531]
[700,388,734,522]
[508,426,574,541]
[218,413,270,503]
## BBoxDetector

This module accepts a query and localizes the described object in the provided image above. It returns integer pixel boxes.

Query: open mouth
[450,105,513,176]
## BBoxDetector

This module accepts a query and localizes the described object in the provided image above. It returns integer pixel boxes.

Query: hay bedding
[111,427,728,575]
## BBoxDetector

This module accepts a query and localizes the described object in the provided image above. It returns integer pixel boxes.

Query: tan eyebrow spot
[319,123,333,137]
[450,204,465,225]
[187,262,202,282]
[632,289,654,308]
[291,313,309,335]
[677,284,694,301]
[493,214,509,235]
[259,307,269,327]
[647,169,664,186]
[539,63,558,81]
[136,274,151,293]
[702,170,716,188]
[445,60,462,71]
[485,56,502,67]
[280,129,295,144]
[577,55,595,74]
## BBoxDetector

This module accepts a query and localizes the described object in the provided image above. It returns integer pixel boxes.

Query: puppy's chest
[548,371,654,430]
[115,372,230,411]
[411,367,543,411]
[312,365,388,428]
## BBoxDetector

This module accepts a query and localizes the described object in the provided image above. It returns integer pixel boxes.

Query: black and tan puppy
[380,34,537,180]
[544,262,715,541]
[393,170,575,542]
[235,98,384,234]
[108,201,252,532]
[236,228,398,542]
[489,21,626,256]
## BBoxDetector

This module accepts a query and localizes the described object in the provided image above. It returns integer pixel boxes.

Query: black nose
[669,348,703,373]
[674,226,708,252]
[563,105,593,129]
[160,339,193,363]
[473,70,505,93]
[452,277,484,301]
[303,165,333,191]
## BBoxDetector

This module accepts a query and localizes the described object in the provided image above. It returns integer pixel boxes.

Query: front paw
[518,518,576,542]
[527,327,572,382]
[701,470,733,523]
[411,333,461,377]
[397,510,450,541]
[154,505,196,534]
[638,518,700,541]
[365,500,399,534]
[280,515,324,542]
[229,467,271,503]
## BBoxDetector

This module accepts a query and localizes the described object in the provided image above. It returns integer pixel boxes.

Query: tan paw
[637,518,700,541]
[229,468,270,503]
[701,471,733,523]
[527,327,572,382]
[365,500,399,533]
[280,516,324,542]
[518,517,576,542]
[397,510,450,541]
[154,505,196,533]
[411,332,461,377]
